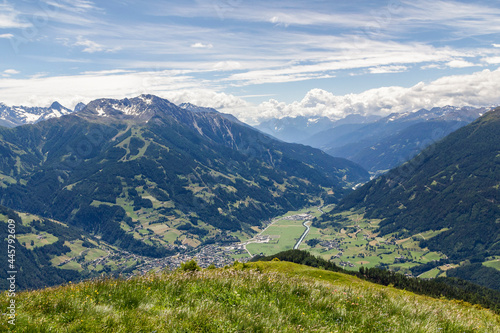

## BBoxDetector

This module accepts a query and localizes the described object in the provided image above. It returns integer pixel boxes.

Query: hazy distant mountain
[302,106,489,174]
[257,114,380,144]
[341,120,467,174]
[0,101,73,127]
[74,102,86,112]
[330,113,381,127]
[256,116,336,142]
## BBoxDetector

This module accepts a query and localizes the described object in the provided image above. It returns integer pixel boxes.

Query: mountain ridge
[322,107,500,264]
[302,105,490,173]
[0,94,368,263]
[0,102,74,128]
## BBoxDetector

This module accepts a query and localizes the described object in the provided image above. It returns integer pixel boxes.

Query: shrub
[179,259,200,272]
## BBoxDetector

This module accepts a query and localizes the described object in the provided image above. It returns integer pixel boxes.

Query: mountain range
[317,107,500,287]
[0,101,85,127]
[1,96,499,291]
[298,106,489,174]
[1,101,486,176]
[0,95,367,261]
[256,114,380,143]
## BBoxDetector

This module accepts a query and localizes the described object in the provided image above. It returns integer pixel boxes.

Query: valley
[0,99,499,294]
[0,94,371,291]
[240,205,456,278]
[302,209,450,275]
[3,1,500,329]
[2,200,469,290]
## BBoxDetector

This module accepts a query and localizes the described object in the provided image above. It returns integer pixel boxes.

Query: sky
[1,0,500,124]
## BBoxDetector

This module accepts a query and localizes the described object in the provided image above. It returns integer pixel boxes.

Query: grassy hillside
[3,261,499,332]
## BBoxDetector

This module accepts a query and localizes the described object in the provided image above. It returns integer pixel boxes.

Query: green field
[60,260,83,272]
[243,206,449,276]
[418,267,443,279]
[84,248,109,261]
[484,258,500,271]
[17,232,58,249]
[246,207,315,256]
[229,251,252,261]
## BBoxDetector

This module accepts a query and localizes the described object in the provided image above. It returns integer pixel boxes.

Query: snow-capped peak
[0,102,74,127]
[77,95,173,122]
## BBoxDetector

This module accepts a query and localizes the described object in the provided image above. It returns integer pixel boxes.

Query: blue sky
[1,0,500,123]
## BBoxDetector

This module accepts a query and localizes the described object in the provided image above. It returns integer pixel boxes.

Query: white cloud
[0,3,31,29]
[150,0,500,39]
[247,68,500,124]
[446,59,478,68]
[421,63,444,70]
[402,0,500,36]
[369,65,408,74]
[493,44,500,48]
[2,69,20,78]
[0,33,14,39]
[46,0,99,13]
[74,37,104,53]
[80,69,133,75]
[151,2,377,28]
[223,39,462,86]
[29,73,49,79]
[7,0,492,91]
[74,36,118,53]
[166,89,250,111]
[41,0,102,23]
[62,0,99,12]
[191,42,213,49]
[0,70,199,109]
[482,57,500,64]
[212,61,243,71]
[1,68,500,126]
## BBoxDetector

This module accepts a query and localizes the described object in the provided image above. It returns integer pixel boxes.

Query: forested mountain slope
[324,107,500,263]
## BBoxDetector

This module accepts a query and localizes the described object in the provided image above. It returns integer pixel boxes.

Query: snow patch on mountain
[0,102,73,127]
[111,103,143,115]
[139,95,153,105]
